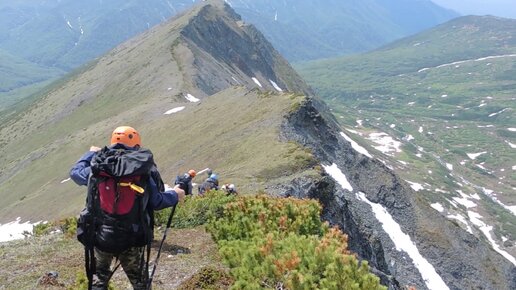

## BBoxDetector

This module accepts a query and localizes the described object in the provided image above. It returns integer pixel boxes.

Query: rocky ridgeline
[277,96,516,289]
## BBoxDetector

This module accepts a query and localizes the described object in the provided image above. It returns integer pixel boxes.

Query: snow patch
[164,107,185,115]
[345,128,363,136]
[251,77,262,88]
[447,214,473,234]
[340,132,372,158]
[488,108,508,117]
[417,54,516,73]
[367,132,402,156]
[405,134,415,141]
[481,188,516,216]
[418,126,423,133]
[508,128,516,132]
[406,181,424,191]
[356,192,450,290]
[468,211,516,266]
[506,141,516,149]
[452,192,477,208]
[356,120,363,126]
[322,163,353,192]
[269,80,283,92]
[467,152,487,160]
[231,76,241,84]
[0,218,42,242]
[431,203,444,212]
[446,163,453,171]
[185,94,200,103]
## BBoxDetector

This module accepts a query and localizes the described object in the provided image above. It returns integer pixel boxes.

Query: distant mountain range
[227,0,458,61]
[297,15,516,262]
[0,0,457,111]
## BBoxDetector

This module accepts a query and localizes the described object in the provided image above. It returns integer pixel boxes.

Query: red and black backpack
[77,145,160,253]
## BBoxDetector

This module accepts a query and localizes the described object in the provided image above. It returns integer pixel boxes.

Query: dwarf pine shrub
[155,190,236,228]
[208,195,386,290]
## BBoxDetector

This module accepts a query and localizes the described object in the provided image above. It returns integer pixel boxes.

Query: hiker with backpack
[174,169,196,195]
[70,126,185,290]
[198,173,219,195]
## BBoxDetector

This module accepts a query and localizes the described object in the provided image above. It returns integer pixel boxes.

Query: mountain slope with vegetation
[1,2,514,289]
[297,15,516,261]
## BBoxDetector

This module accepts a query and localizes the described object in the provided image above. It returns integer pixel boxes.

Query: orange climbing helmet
[110,126,141,148]
[188,169,197,177]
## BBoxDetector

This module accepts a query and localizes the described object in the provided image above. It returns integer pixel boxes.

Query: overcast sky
[431,0,516,19]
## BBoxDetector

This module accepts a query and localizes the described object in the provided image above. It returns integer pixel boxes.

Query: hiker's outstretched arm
[69,151,96,186]
[148,178,183,210]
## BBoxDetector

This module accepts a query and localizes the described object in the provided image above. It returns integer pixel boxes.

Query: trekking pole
[195,168,210,176]
[147,204,177,290]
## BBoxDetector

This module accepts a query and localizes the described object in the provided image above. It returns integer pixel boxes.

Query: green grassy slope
[296,15,516,252]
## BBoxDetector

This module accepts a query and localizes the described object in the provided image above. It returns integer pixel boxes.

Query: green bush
[155,190,236,229]
[178,266,234,290]
[59,217,77,238]
[208,195,325,241]
[208,195,386,290]
[68,271,117,290]
[32,222,53,237]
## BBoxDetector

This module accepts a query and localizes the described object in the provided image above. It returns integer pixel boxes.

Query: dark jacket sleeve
[69,151,96,186]
[149,177,179,210]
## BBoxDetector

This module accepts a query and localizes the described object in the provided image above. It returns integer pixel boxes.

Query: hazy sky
[431,0,516,19]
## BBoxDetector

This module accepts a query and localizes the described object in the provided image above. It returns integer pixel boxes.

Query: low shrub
[208,195,386,290]
[32,222,53,237]
[155,190,236,229]
[178,266,234,290]
[68,271,117,290]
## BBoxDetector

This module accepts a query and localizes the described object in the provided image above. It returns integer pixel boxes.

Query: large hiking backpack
[77,145,162,254]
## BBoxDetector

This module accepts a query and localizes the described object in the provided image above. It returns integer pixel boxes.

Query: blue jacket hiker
[70,126,185,290]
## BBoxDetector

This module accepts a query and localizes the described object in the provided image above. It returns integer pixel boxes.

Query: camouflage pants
[92,247,148,290]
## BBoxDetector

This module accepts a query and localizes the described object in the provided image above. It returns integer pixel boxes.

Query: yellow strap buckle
[119,182,145,194]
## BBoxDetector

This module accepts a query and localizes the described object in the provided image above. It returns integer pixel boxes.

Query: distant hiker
[198,173,219,195]
[174,169,196,195]
[221,183,238,195]
[70,126,185,290]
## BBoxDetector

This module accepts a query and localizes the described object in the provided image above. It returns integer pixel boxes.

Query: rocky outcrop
[179,1,312,96]
[279,96,516,290]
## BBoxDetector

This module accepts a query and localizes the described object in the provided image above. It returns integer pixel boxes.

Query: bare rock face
[279,97,516,290]
[179,1,312,96]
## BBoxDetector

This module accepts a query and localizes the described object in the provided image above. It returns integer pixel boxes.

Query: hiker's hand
[90,146,101,152]
[174,184,186,201]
